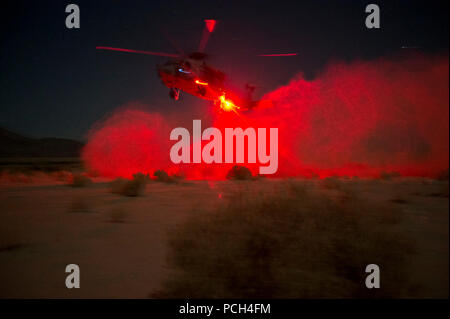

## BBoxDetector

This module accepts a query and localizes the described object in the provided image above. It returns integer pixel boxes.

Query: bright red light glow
[198,20,217,52]
[83,54,449,180]
[195,79,209,86]
[205,20,216,33]
[82,108,172,178]
[218,95,240,112]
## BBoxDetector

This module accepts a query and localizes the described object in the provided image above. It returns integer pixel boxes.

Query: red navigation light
[195,79,209,86]
[205,20,216,33]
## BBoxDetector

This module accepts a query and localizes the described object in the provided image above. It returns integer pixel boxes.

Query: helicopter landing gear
[169,88,180,100]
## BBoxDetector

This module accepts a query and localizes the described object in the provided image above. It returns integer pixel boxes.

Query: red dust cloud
[82,54,449,179]
[82,108,172,178]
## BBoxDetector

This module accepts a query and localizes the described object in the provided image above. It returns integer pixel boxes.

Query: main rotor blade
[158,28,185,56]
[258,53,298,57]
[96,46,180,58]
[197,19,217,53]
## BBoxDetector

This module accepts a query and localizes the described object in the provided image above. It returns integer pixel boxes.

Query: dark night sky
[0,0,448,140]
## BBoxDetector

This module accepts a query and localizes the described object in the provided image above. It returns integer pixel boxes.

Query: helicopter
[96,20,297,113]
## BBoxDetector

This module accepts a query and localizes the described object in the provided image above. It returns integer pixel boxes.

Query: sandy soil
[0,178,448,298]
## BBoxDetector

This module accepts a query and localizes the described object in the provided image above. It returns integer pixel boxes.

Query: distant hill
[0,127,84,157]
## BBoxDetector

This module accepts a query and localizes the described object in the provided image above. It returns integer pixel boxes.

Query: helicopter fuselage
[96,19,293,112]
[157,55,226,102]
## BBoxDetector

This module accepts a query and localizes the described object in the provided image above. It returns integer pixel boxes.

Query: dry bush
[226,165,253,180]
[132,172,150,183]
[389,197,410,204]
[69,173,92,187]
[0,243,26,253]
[320,176,342,190]
[379,171,401,180]
[152,169,186,183]
[171,171,186,182]
[153,170,175,183]
[440,183,449,198]
[435,169,449,181]
[425,183,449,198]
[51,170,72,182]
[110,173,148,197]
[155,184,415,298]
[0,172,32,184]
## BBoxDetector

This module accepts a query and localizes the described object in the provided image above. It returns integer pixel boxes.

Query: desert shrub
[52,170,72,182]
[155,184,415,298]
[441,183,449,198]
[132,172,150,183]
[69,173,92,187]
[6,173,33,184]
[435,169,449,181]
[110,173,148,197]
[380,171,401,180]
[153,170,186,183]
[0,243,26,253]
[226,165,253,180]
[254,173,267,180]
[389,197,410,204]
[171,171,186,182]
[153,169,176,183]
[425,183,449,198]
[320,176,342,190]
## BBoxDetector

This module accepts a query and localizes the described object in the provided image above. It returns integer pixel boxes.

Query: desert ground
[0,166,448,298]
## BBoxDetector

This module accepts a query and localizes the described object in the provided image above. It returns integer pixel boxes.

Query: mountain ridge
[0,127,84,157]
